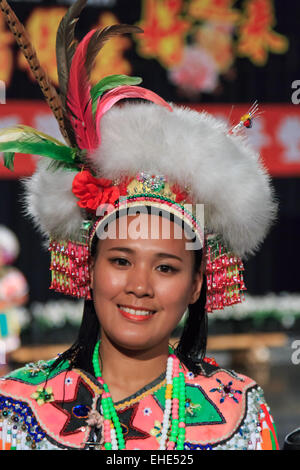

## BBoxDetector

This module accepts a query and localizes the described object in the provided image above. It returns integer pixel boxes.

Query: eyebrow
[107,247,183,262]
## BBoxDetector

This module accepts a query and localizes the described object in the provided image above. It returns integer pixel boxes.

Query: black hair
[173,248,207,375]
[50,208,207,377]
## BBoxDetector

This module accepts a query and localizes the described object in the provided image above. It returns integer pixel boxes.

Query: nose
[124,263,154,297]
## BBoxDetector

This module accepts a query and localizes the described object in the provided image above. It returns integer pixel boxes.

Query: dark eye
[157,265,177,273]
[110,257,130,266]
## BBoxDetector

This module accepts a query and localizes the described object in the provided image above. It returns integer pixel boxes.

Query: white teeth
[119,306,155,316]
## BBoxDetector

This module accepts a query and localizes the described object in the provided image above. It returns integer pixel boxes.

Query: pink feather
[94,85,173,145]
[67,28,99,150]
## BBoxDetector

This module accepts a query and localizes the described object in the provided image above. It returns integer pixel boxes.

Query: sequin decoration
[185,398,202,416]
[24,361,50,377]
[72,405,91,419]
[209,379,242,404]
[30,386,55,406]
[150,420,163,440]
[214,387,267,450]
[184,442,212,450]
[136,171,166,192]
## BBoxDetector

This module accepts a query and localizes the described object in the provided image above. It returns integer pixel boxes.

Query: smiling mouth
[117,305,157,320]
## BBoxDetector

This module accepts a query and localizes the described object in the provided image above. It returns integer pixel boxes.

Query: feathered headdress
[0,0,278,312]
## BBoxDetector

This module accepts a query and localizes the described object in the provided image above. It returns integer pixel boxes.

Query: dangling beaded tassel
[177,364,186,450]
[164,356,187,450]
[167,355,180,450]
[159,354,173,449]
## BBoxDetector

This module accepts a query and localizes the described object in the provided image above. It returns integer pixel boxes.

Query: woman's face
[90,213,203,352]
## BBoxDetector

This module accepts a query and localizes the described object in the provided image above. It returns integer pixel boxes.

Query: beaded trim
[0,386,90,450]
[184,442,213,450]
[89,194,204,250]
[0,395,46,450]
[114,378,167,411]
[213,386,266,450]
[75,370,103,396]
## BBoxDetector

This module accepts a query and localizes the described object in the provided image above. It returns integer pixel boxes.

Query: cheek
[154,273,193,313]
[92,262,127,330]
[93,262,126,300]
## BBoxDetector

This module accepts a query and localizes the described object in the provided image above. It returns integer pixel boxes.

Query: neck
[97,334,170,401]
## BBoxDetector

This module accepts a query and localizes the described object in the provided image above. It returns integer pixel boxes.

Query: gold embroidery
[76,369,166,410]
[115,378,166,410]
[75,370,103,395]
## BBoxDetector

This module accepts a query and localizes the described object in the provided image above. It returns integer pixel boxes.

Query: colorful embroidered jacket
[0,358,279,450]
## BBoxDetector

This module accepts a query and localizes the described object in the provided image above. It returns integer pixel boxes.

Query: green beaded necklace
[92,339,186,450]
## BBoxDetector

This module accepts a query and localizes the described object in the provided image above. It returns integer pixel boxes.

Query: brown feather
[85,24,143,79]
[0,0,71,145]
[56,0,87,102]
[56,0,88,147]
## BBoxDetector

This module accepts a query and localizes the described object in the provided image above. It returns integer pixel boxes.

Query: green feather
[90,74,142,115]
[0,140,77,163]
[0,126,80,171]
[46,160,80,172]
[3,152,15,171]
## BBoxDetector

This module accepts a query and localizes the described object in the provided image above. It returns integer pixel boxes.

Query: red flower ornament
[72,170,120,213]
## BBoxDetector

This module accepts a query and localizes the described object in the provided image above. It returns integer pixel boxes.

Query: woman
[0,210,278,450]
[0,0,279,450]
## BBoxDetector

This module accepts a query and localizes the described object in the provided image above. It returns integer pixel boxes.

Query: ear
[90,257,95,290]
[189,268,203,305]
[189,254,206,304]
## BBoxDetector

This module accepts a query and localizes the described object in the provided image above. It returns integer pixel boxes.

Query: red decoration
[72,170,120,213]
[170,182,190,203]
[203,357,219,367]
[243,118,251,128]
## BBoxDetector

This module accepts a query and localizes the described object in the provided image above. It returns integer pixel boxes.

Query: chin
[107,332,163,352]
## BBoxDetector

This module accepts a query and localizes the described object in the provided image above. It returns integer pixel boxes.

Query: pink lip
[118,306,155,322]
